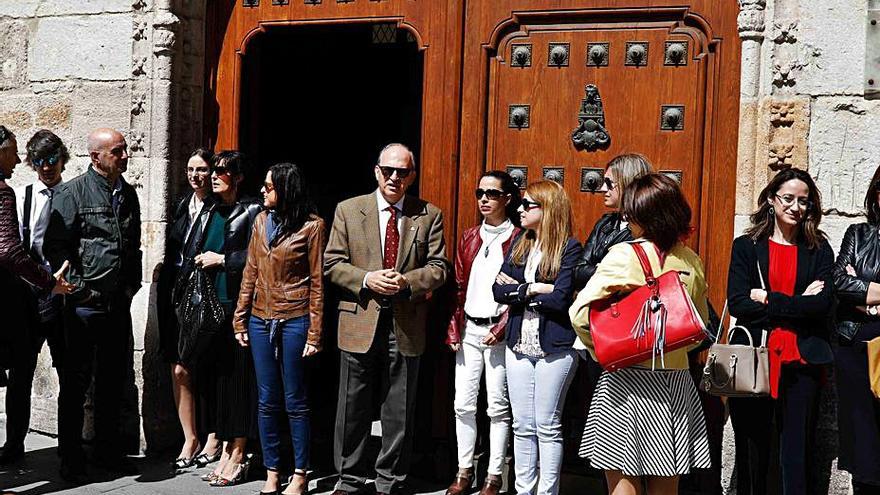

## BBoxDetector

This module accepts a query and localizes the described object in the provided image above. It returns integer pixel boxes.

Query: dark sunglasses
[603,177,616,191]
[32,154,61,167]
[475,188,505,200]
[378,165,413,179]
[212,165,232,176]
[520,198,542,211]
[263,181,274,192]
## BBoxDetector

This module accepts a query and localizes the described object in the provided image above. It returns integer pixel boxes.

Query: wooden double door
[205,0,739,474]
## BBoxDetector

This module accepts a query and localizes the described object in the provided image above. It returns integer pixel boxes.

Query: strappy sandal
[210,459,250,487]
[282,469,308,495]
[195,449,222,467]
[173,442,202,471]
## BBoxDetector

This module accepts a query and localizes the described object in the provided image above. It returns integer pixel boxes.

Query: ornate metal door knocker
[571,84,611,151]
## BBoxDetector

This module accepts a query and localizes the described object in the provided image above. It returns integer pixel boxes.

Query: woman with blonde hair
[570,173,711,495]
[493,180,583,495]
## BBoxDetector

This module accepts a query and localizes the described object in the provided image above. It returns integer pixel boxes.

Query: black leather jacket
[573,212,632,290]
[173,196,262,301]
[833,222,880,341]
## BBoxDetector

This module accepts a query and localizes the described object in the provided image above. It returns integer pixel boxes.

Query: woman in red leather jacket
[444,170,520,495]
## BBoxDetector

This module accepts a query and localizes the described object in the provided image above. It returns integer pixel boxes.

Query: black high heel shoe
[173,442,202,471]
[195,449,222,468]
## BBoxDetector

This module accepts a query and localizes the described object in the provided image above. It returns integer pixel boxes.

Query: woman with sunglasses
[570,173,711,495]
[445,171,520,495]
[492,180,582,495]
[233,163,323,495]
[156,148,215,472]
[727,168,833,494]
[832,164,880,493]
[190,151,263,487]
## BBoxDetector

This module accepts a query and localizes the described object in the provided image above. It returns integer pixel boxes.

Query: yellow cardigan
[568,240,710,370]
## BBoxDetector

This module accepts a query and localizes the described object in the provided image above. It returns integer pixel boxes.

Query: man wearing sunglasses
[325,143,449,495]
[44,128,142,483]
[3,131,69,465]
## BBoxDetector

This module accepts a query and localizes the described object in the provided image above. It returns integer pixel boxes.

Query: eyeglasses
[32,153,61,167]
[520,198,542,211]
[603,177,616,191]
[263,182,274,193]
[212,165,231,176]
[774,193,812,210]
[377,166,413,179]
[475,188,504,200]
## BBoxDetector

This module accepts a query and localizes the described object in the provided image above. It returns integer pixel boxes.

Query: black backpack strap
[21,184,33,251]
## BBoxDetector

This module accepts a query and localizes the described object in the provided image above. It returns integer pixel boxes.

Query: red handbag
[589,242,707,371]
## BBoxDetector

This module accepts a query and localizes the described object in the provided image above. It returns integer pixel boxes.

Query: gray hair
[377,143,416,170]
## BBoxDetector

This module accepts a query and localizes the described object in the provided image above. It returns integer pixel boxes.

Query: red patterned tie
[383,206,399,269]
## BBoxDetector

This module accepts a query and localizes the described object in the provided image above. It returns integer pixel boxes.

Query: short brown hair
[621,173,692,252]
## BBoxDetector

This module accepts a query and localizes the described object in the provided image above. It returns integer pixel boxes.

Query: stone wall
[736,0,880,493]
[0,0,207,454]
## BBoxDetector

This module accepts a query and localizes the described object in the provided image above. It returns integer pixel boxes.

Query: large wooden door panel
[460,3,740,307]
[487,22,709,242]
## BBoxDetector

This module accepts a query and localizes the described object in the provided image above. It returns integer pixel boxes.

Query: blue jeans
[248,315,310,470]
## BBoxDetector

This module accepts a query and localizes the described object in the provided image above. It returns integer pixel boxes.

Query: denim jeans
[249,315,310,470]
[505,348,577,495]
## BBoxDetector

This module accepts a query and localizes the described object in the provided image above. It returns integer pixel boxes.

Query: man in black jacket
[44,128,142,483]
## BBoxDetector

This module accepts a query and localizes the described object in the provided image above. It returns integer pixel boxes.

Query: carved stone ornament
[153,12,180,55]
[506,166,528,189]
[571,84,611,151]
[768,142,794,170]
[133,21,147,41]
[737,0,766,40]
[511,44,532,68]
[772,20,798,44]
[769,100,796,126]
[132,57,147,76]
[132,0,147,11]
[543,167,564,184]
[131,94,146,115]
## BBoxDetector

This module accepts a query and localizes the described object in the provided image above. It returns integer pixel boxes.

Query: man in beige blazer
[325,143,448,495]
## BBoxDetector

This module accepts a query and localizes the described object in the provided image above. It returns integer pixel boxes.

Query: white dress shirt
[15,180,61,267]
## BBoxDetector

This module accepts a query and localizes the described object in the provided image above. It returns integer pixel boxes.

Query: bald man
[324,143,449,495]
[44,128,142,483]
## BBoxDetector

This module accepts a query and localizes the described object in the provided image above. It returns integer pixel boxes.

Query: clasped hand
[194,251,224,269]
[366,268,408,296]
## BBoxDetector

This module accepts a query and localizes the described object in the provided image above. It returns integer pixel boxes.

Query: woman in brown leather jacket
[233,162,324,495]
[445,170,520,495]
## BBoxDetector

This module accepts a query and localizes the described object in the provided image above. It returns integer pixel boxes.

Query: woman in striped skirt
[569,173,711,495]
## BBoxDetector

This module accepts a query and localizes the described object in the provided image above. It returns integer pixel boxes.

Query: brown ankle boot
[445,468,474,495]
[478,474,503,495]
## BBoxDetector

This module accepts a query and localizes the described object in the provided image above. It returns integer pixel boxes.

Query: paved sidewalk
[0,421,448,495]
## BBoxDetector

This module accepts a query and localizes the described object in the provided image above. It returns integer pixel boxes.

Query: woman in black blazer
[727,168,834,495]
[832,164,880,492]
[493,180,582,495]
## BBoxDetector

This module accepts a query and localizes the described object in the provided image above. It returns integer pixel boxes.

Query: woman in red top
[727,168,834,495]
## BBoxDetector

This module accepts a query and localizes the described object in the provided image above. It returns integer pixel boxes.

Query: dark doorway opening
[239,23,424,220]
[238,23,424,472]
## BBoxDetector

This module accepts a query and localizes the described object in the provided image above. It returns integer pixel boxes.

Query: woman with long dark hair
[158,148,215,471]
[492,180,582,495]
[727,168,833,494]
[191,151,262,486]
[570,173,711,495]
[833,164,880,493]
[445,170,520,495]
[233,163,324,495]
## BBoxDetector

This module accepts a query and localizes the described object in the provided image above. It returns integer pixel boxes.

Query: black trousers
[334,312,420,493]
[58,301,133,466]
[3,315,63,449]
[729,365,821,495]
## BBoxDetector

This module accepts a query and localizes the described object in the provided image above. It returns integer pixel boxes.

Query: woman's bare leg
[645,475,679,495]
[171,363,199,460]
[606,470,642,495]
